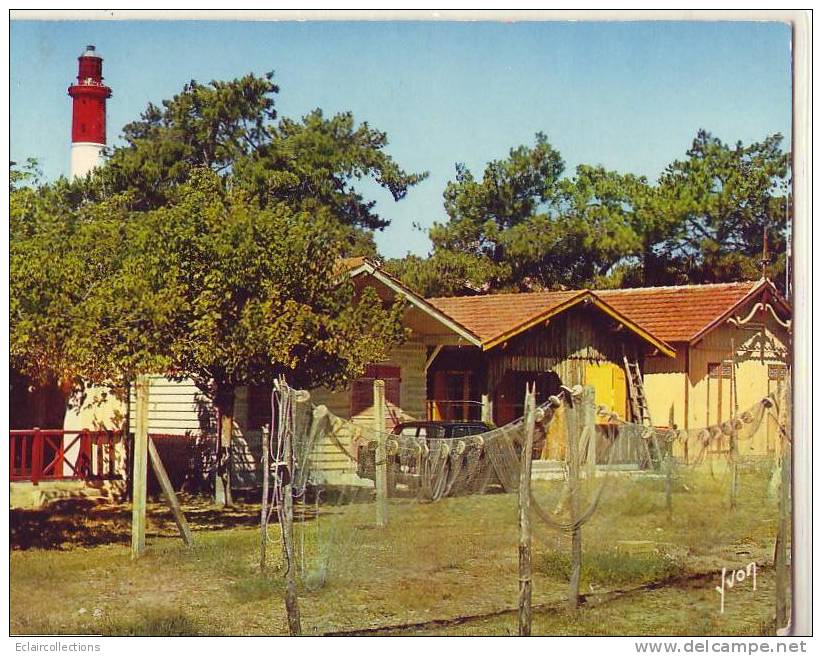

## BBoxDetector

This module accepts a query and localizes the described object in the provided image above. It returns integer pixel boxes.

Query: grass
[537,547,684,588]
[10,463,786,636]
[377,568,782,636]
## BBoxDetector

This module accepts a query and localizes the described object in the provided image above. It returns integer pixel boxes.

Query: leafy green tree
[78,169,406,504]
[384,251,501,298]
[394,130,789,296]
[10,164,132,426]
[397,134,655,295]
[654,130,790,286]
[94,73,426,254]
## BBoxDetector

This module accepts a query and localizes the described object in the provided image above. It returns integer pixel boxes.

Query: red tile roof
[427,279,784,349]
[427,289,584,344]
[596,280,762,343]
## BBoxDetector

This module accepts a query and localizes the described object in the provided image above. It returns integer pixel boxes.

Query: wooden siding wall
[127,377,251,435]
[307,339,428,486]
[487,304,644,391]
[642,312,789,456]
[129,376,211,435]
[123,343,428,487]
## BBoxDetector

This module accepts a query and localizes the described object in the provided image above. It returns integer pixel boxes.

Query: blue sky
[10,19,792,258]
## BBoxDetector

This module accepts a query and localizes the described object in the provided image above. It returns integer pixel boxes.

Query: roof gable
[347,260,482,347]
[597,279,790,344]
[427,289,676,356]
[427,289,582,345]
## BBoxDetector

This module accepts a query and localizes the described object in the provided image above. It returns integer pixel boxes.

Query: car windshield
[448,425,485,438]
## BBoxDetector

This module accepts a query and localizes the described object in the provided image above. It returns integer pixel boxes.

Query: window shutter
[768,364,787,381]
[351,379,373,417]
[350,365,402,418]
[708,362,732,379]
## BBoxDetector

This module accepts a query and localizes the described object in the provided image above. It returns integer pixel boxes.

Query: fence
[258,380,790,636]
[9,428,120,484]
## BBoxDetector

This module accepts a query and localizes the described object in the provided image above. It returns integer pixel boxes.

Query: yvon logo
[715,562,757,613]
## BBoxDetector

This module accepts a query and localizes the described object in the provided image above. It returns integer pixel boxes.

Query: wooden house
[424,290,676,426]
[598,279,791,456]
[120,268,790,487]
[126,258,484,487]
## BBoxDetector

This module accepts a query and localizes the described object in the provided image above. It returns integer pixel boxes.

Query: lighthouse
[67,45,112,178]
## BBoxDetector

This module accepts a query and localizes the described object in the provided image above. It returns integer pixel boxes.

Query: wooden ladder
[623,356,652,427]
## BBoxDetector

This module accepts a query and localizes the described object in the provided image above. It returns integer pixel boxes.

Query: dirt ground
[10,466,787,636]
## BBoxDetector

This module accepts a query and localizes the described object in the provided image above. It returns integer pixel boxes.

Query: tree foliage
[78,169,407,399]
[10,165,129,387]
[653,130,789,285]
[93,73,427,254]
[11,72,421,442]
[392,130,789,296]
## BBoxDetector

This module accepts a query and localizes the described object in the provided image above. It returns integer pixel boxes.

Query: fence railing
[10,428,121,484]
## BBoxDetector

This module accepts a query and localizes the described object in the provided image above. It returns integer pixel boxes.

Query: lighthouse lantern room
[67,45,112,178]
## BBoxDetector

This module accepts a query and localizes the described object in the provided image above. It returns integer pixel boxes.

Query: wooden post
[148,437,193,547]
[124,376,133,501]
[566,388,583,610]
[282,402,302,636]
[481,393,493,424]
[774,382,791,629]
[131,375,149,559]
[31,428,42,485]
[665,441,673,522]
[729,429,738,510]
[581,386,597,481]
[518,384,536,636]
[260,424,270,571]
[374,379,388,527]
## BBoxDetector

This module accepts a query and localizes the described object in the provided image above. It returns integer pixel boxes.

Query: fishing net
[263,380,790,636]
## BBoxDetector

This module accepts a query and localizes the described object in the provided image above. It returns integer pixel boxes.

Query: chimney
[67,45,112,178]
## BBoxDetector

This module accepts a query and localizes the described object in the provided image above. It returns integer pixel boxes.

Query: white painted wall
[71,142,104,178]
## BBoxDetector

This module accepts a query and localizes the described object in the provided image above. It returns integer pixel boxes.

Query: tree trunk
[28,374,69,428]
[214,383,235,507]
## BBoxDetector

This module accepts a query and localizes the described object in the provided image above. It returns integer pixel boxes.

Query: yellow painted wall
[642,309,788,457]
[643,350,688,429]
[584,361,627,421]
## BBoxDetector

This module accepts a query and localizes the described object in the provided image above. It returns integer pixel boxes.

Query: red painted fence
[10,429,121,484]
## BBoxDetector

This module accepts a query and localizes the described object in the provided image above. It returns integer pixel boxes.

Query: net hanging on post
[265,381,789,636]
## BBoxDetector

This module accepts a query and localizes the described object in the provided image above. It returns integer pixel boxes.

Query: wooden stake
[774,382,791,629]
[581,387,597,481]
[661,419,674,521]
[374,379,388,527]
[665,445,673,522]
[729,430,739,510]
[260,424,270,571]
[148,437,193,547]
[281,393,301,636]
[131,375,149,560]
[566,387,585,611]
[481,393,493,424]
[518,384,536,636]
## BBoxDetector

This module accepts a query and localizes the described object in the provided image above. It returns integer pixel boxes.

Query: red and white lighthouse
[67,45,112,178]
